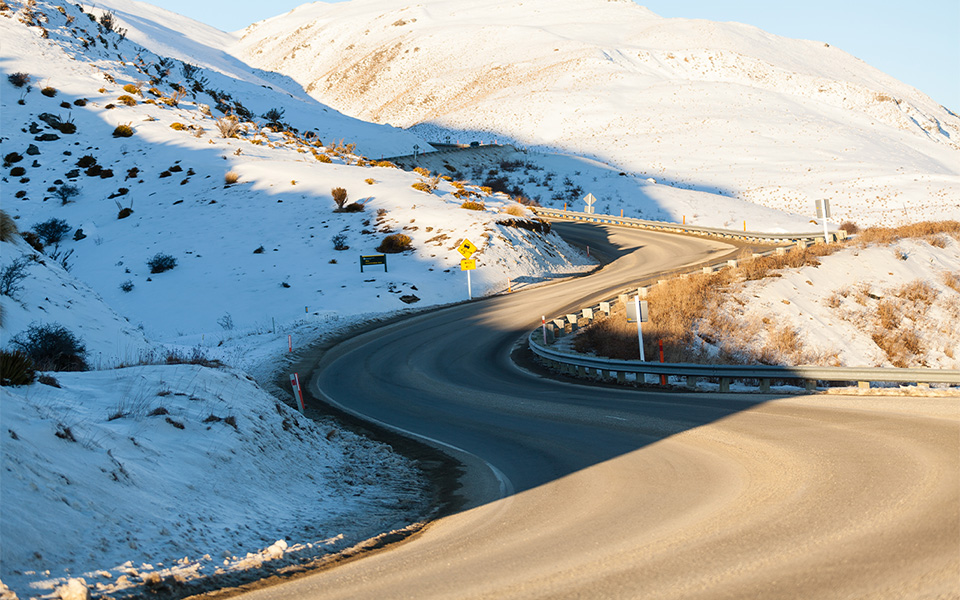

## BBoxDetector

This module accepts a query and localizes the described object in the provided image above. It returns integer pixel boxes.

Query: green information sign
[360,254,387,273]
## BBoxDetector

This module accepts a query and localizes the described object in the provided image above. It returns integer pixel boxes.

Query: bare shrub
[377,233,412,253]
[331,187,348,209]
[411,182,433,193]
[461,200,485,211]
[942,271,960,294]
[224,171,239,185]
[117,94,137,106]
[876,300,900,330]
[52,184,80,205]
[33,218,71,246]
[10,322,87,371]
[112,123,134,137]
[0,256,31,299]
[503,204,528,217]
[41,86,57,98]
[147,253,177,273]
[839,221,859,236]
[8,72,30,88]
[215,116,240,138]
[0,210,18,242]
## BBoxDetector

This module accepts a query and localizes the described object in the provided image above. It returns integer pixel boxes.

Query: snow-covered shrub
[7,72,30,88]
[119,280,134,292]
[147,253,177,273]
[32,218,71,246]
[10,322,88,372]
[0,350,36,386]
[377,233,412,254]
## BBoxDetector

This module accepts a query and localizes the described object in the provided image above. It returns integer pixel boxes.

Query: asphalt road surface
[244,222,960,599]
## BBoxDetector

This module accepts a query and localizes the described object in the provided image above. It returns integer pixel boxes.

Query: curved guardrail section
[534,208,844,245]
[529,328,960,391]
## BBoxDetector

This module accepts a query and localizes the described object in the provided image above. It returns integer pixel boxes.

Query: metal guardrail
[529,331,960,391]
[525,214,956,391]
[534,208,843,245]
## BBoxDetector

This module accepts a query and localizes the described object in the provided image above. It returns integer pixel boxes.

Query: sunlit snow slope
[235,0,960,226]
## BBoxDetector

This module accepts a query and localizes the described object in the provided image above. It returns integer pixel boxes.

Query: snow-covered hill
[1,1,592,596]
[1,0,591,340]
[235,0,960,227]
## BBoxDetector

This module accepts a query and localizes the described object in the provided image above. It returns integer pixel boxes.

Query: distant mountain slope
[235,0,960,226]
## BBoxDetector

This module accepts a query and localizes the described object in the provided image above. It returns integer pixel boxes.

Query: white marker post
[467,269,472,299]
[815,199,832,243]
[626,296,649,361]
[542,315,547,345]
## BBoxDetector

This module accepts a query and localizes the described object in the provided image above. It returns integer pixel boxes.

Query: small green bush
[0,350,36,386]
[10,323,87,372]
[112,123,134,137]
[377,233,413,253]
[147,252,177,273]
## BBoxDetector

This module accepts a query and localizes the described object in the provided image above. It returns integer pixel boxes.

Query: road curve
[245,222,960,599]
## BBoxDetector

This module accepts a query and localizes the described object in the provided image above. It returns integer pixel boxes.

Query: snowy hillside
[0,1,593,597]
[1,0,592,340]
[236,0,960,227]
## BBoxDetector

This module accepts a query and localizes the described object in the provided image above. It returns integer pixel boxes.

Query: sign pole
[635,295,645,362]
[467,269,472,299]
[542,315,547,345]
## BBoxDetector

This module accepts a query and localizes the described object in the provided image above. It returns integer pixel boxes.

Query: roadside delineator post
[289,373,306,413]
[542,315,547,345]
[288,335,292,352]
[659,339,666,385]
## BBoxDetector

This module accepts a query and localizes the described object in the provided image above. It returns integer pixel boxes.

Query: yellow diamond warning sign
[457,238,477,259]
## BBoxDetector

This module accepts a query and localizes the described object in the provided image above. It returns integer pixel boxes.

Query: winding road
[247,222,959,599]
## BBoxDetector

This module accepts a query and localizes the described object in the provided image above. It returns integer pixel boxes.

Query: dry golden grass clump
[224,171,240,185]
[0,210,18,242]
[503,204,528,217]
[117,94,137,106]
[852,220,960,246]
[461,200,486,211]
[377,233,412,253]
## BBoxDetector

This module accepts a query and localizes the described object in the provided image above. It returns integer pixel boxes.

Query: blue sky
[146,0,959,110]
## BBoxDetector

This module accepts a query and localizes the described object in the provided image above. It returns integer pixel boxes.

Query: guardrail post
[617,371,626,384]
[702,266,714,274]
[805,379,817,392]
[582,307,594,321]
[760,379,771,392]
[618,294,629,306]
[858,381,870,389]
[638,287,649,298]
[720,378,730,392]
[566,314,579,331]
[686,375,697,389]
[599,301,611,315]
[726,259,738,269]
[776,247,787,255]
[577,366,588,377]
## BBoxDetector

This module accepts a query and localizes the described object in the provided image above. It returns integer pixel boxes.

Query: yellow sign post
[457,238,477,259]
[460,258,476,271]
